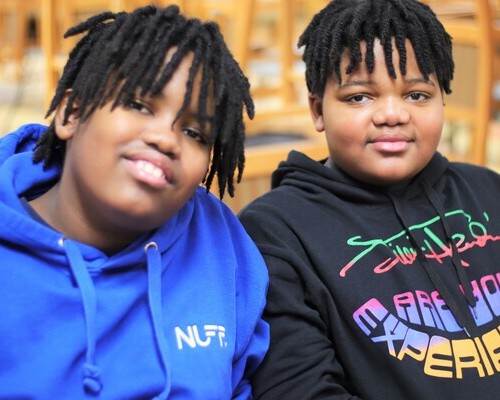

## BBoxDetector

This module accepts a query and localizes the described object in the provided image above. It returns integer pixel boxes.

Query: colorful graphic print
[350,209,500,379]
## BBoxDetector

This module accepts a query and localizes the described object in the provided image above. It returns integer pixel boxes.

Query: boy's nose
[372,97,410,126]
[142,124,181,158]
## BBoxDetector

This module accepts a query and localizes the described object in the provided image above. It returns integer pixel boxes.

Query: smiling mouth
[126,159,171,189]
[134,160,166,180]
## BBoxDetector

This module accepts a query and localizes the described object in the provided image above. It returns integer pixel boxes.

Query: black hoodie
[239,150,500,400]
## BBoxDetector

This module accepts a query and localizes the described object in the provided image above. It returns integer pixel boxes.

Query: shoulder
[447,162,500,185]
[449,161,498,174]
[190,186,248,227]
[190,186,267,255]
[239,186,297,230]
[238,185,312,258]
[184,188,269,298]
[438,162,500,209]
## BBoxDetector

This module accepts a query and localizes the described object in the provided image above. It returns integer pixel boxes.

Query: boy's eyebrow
[338,76,436,89]
[140,92,216,121]
[338,79,373,89]
[403,77,436,86]
[184,110,215,122]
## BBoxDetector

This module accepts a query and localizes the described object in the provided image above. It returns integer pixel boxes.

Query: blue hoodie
[0,124,269,399]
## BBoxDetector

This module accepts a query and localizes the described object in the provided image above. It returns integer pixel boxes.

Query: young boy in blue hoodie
[0,5,268,399]
[239,0,500,399]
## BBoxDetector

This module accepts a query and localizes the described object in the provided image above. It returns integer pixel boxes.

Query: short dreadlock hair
[299,0,454,97]
[33,5,254,198]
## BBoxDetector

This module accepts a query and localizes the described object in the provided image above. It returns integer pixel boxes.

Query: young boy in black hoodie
[239,0,500,398]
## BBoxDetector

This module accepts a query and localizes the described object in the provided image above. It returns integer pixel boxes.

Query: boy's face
[55,52,212,240]
[309,39,444,185]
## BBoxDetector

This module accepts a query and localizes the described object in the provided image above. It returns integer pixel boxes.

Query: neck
[29,184,138,254]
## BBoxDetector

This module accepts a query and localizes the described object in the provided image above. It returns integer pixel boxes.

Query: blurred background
[1,0,499,212]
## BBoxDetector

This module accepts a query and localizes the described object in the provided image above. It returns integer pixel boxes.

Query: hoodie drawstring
[62,239,102,394]
[145,241,171,399]
[421,181,478,314]
[388,184,476,337]
[62,238,170,397]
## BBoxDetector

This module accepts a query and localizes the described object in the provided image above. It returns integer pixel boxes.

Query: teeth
[136,160,165,179]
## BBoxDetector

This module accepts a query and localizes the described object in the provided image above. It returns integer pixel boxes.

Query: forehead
[339,38,420,77]
[171,52,216,115]
[152,50,214,102]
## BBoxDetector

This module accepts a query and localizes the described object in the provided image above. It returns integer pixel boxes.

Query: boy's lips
[124,153,174,189]
[368,134,413,153]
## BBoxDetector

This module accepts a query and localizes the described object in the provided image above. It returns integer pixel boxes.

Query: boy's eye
[406,92,429,102]
[182,127,209,146]
[346,94,370,104]
[125,99,151,114]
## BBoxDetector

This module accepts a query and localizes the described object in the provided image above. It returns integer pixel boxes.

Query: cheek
[186,147,211,182]
[197,156,210,181]
[326,112,367,147]
[416,101,444,129]
[419,113,444,143]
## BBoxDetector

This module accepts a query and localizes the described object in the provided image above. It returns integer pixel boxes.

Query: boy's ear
[308,93,325,132]
[54,90,80,141]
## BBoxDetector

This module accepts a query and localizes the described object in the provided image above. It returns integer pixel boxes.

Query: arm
[220,205,270,400]
[232,317,269,399]
[240,208,362,400]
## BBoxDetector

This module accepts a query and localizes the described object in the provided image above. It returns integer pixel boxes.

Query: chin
[361,173,413,187]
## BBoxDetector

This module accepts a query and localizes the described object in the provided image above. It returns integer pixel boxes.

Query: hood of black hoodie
[271,150,450,203]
